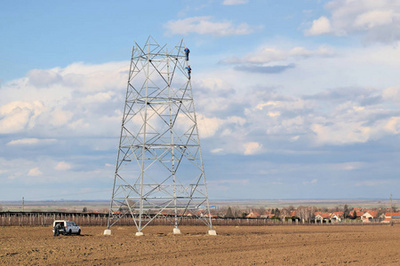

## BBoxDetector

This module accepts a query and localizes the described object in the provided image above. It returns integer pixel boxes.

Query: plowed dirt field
[1,225,400,265]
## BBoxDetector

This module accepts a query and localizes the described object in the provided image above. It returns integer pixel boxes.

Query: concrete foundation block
[173,228,181,234]
[208,230,217,235]
[135,232,144,236]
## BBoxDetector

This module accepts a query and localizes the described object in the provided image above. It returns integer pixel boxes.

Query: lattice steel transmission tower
[104,36,216,236]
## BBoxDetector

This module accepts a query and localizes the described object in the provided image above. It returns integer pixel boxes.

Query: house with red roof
[361,211,378,223]
[332,211,344,217]
[315,212,332,223]
[246,211,261,218]
[382,212,400,223]
[350,209,364,219]
[203,213,218,218]
[331,212,344,223]
[260,211,274,219]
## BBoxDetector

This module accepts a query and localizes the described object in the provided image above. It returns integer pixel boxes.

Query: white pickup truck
[53,220,81,235]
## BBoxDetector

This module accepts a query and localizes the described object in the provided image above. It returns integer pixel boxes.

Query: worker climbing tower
[104,36,216,236]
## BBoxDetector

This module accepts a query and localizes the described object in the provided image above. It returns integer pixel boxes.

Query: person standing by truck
[54,223,61,236]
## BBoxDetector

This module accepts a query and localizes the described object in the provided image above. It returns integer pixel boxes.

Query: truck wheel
[78,229,81,235]
[69,229,72,235]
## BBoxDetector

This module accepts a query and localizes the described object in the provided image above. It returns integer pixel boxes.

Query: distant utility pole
[390,193,393,226]
[22,197,24,212]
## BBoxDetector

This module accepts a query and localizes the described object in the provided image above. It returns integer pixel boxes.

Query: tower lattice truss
[106,37,213,233]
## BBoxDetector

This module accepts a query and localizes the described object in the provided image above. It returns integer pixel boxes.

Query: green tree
[82,207,87,213]
[344,204,349,218]
[225,207,234,218]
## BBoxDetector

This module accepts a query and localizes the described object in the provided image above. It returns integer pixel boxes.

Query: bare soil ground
[1,225,400,265]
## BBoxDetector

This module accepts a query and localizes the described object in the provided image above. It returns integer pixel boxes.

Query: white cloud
[215,59,400,150]
[1,47,400,200]
[81,91,115,104]
[306,16,332,35]
[0,61,127,138]
[195,77,233,93]
[311,122,371,145]
[165,16,256,36]
[0,101,45,134]
[223,45,334,65]
[49,109,73,127]
[222,0,248,5]
[267,111,280,117]
[193,46,400,151]
[2,44,400,165]
[7,138,56,146]
[8,138,41,145]
[0,155,115,197]
[243,142,262,155]
[28,69,62,87]
[384,117,400,134]
[68,118,90,130]
[354,10,394,29]
[55,161,72,171]
[211,148,224,153]
[383,87,400,102]
[306,0,400,43]
[256,101,277,110]
[28,167,42,176]
[197,114,223,138]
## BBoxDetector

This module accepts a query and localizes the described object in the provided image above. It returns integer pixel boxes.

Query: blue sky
[1,0,400,201]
